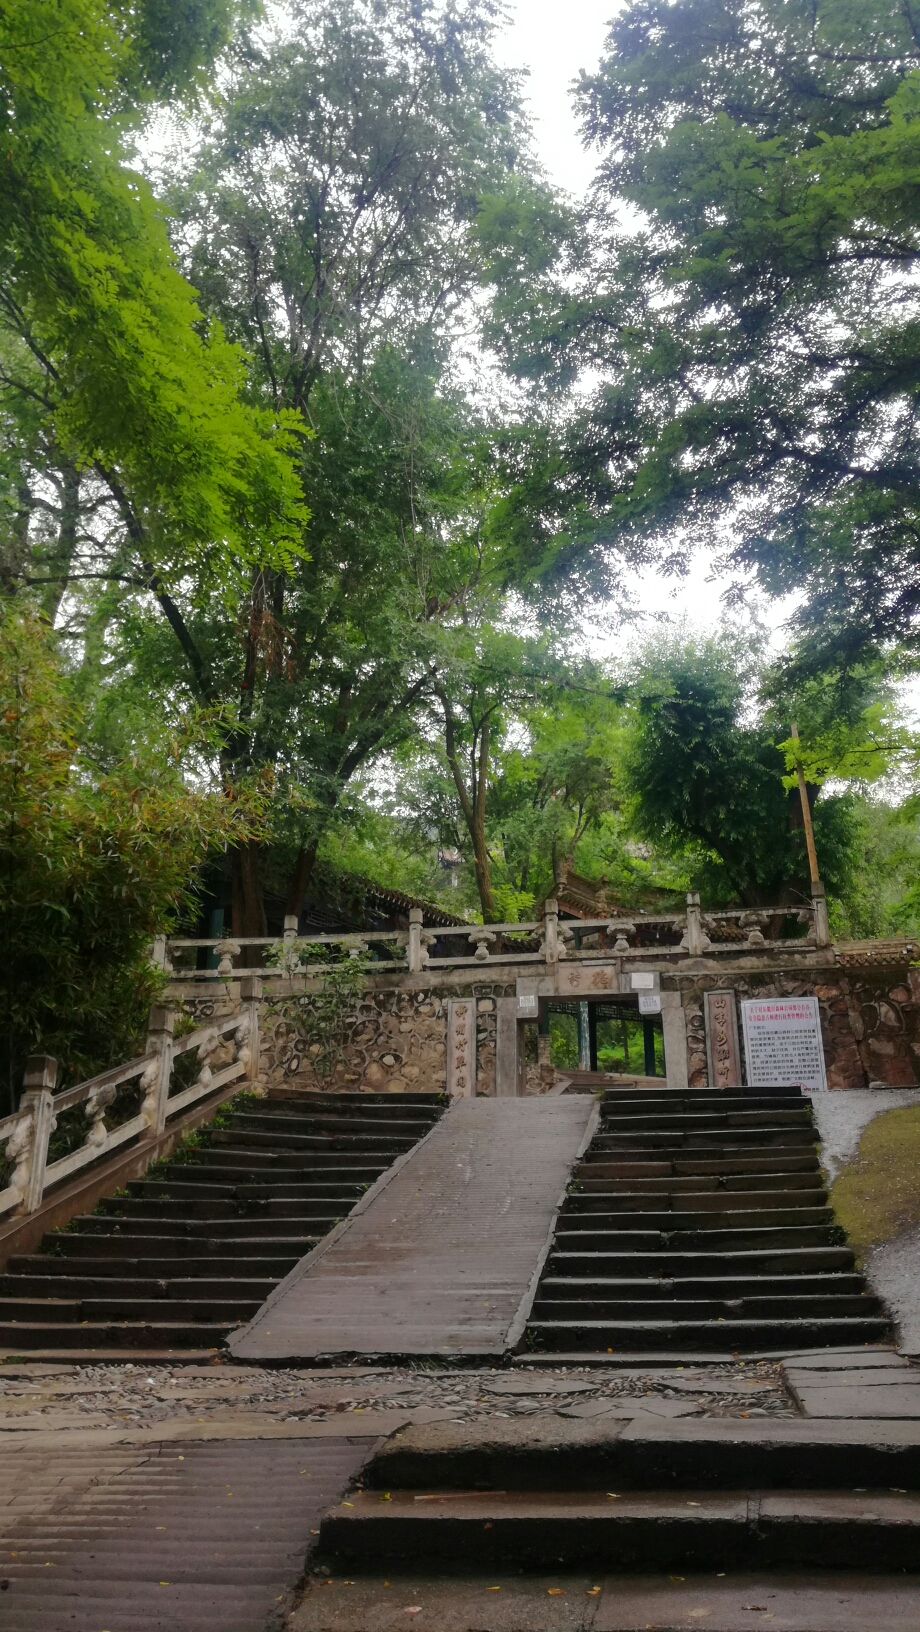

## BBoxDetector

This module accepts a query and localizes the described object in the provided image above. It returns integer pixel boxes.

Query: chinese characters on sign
[740,996,827,1092]
[704,990,742,1089]
[447,999,477,1097]
[559,966,615,996]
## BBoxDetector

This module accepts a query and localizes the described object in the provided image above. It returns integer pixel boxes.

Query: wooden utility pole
[790,722,820,887]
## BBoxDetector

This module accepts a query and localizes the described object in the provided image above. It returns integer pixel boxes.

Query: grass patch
[829,1105,920,1259]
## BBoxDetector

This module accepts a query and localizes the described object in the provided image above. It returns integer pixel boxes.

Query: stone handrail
[161,890,828,980]
[0,981,261,1224]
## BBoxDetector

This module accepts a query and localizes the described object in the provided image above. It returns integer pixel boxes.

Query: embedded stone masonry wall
[246,980,514,1094]
[172,956,920,1095]
[676,965,920,1090]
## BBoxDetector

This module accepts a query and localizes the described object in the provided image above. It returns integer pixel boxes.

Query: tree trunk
[231,839,268,937]
[439,694,499,922]
[285,837,319,921]
[41,461,81,626]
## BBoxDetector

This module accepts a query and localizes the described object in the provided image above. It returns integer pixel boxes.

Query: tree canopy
[486,0,920,674]
[5,0,920,1097]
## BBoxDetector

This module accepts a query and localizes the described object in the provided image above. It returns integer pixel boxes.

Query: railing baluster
[16,1056,58,1215]
[142,1005,176,1137]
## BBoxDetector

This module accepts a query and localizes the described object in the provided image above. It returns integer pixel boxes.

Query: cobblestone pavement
[0,1358,794,1433]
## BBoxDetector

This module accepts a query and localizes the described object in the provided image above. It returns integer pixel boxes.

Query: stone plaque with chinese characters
[740,996,827,1092]
[447,999,477,1097]
[555,964,617,998]
[704,989,742,1088]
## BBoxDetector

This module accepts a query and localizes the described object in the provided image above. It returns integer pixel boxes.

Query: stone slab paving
[231,1097,595,1362]
[287,1571,920,1631]
[783,1348,920,1418]
[593,1572,920,1632]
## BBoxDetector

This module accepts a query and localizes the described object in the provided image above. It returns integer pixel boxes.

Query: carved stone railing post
[542,898,559,964]
[419,930,436,968]
[607,920,636,955]
[15,1056,58,1215]
[407,906,423,973]
[85,1080,117,1153]
[240,975,262,1084]
[469,928,496,962]
[141,1004,176,1137]
[812,881,831,948]
[214,939,241,978]
[682,892,710,956]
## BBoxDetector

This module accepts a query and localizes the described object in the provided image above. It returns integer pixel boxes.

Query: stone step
[551,1224,840,1251]
[316,1487,920,1572]
[183,1149,388,1176]
[538,1272,868,1298]
[0,1319,235,1348]
[10,1251,302,1278]
[574,1170,823,1191]
[531,1295,884,1321]
[592,1129,817,1149]
[229,1111,438,1138]
[94,1196,350,1222]
[579,1154,822,1177]
[63,1213,328,1239]
[361,1413,920,1492]
[0,1293,264,1322]
[258,1090,444,1108]
[206,1133,403,1161]
[131,1177,370,1200]
[547,1246,857,1275]
[557,1207,834,1232]
[562,1191,829,1213]
[208,1127,414,1152]
[0,1273,277,1299]
[43,1231,318,1258]
[598,1110,814,1130]
[599,1089,804,1102]
[525,1316,889,1350]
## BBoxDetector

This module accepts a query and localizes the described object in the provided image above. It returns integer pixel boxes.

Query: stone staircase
[316,1401,920,1576]
[0,1090,443,1353]
[525,1087,888,1355]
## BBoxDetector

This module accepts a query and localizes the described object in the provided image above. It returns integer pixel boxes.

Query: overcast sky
[495,0,614,196]
[490,2,806,649]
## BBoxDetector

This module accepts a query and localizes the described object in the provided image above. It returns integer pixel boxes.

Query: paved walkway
[231,1097,595,1363]
[0,1435,370,1632]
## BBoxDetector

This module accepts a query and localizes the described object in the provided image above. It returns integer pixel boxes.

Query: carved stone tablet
[704,989,742,1088]
[446,999,477,1097]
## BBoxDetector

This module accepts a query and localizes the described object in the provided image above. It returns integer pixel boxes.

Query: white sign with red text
[740,996,827,1092]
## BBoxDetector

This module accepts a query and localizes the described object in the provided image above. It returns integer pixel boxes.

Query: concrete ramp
[229,1096,594,1363]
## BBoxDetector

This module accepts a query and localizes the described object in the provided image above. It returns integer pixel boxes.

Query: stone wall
[246,979,514,1094]
[676,964,920,1090]
[174,955,920,1096]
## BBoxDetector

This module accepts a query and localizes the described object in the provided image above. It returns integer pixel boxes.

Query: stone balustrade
[0,982,261,1225]
[161,891,830,984]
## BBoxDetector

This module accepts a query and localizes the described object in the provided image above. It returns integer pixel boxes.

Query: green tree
[622,631,863,907]
[0,0,305,612]
[487,0,920,670]
[90,0,539,932]
[0,612,261,1113]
